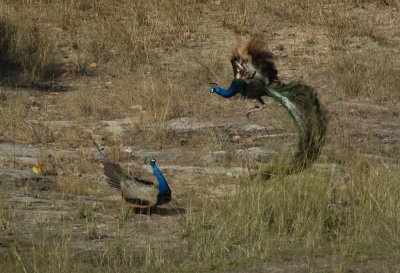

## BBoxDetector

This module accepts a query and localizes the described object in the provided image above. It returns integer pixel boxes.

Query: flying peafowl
[209,38,328,180]
[92,138,172,211]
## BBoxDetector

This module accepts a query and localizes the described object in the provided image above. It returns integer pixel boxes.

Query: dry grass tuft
[0,15,54,85]
[184,163,400,266]
[0,93,59,144]
[331,51,400,104]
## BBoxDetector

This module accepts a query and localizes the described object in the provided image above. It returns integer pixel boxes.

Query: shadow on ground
[132,207,187,216]
[0,59,74,92]
[153,207,187,216]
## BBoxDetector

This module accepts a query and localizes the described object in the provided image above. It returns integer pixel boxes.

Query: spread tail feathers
[256,82,328,179]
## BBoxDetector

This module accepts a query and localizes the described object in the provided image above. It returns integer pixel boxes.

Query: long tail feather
[257,82,328,179]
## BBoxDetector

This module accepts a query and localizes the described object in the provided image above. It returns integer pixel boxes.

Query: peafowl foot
[126,202,154,214]
[246,104,266,118]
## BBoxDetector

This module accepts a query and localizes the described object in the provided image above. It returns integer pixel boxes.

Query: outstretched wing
[230,38,278,84]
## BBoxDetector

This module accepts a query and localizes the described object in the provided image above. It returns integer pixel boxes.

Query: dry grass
[0,0,400,272]
[185,162,400,264]
[0,92,30,142]
[331,51,400,103]
[0,19,52,85]
[1,164,399,272]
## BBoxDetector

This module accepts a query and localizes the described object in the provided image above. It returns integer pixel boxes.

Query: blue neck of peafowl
[211,79,246,97]
[150,161,171,194]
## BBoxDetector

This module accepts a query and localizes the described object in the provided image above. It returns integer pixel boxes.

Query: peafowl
[209,38,328,180]
[92,138,172,210]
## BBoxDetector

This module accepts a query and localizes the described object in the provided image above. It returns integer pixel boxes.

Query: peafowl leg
[126,201,150,210]
[246,98,266,118]
[126,202,140,208]
[246,105,266,117]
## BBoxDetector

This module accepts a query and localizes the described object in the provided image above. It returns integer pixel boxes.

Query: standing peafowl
[92,138,172,210]
[209,38,328,180]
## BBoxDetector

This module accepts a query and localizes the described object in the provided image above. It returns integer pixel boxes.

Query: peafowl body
[209,38,328,179]
[92,139,171,209]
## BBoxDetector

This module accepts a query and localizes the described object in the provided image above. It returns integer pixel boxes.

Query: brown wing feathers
[102,161,125,189]
[244,39,278,82]
[230,38,243,79]
[91,135,127,190]
[230,38,278,83]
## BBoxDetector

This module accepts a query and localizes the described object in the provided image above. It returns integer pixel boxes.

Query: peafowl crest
[209,37,328,180]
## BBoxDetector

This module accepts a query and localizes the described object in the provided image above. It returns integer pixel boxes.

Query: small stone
[91,202,98,211]
[89,62,97,69]
[245,137,255,145]
[123,147,133,153]
[232,134,241,142]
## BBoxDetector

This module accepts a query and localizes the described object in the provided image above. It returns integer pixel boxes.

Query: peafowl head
[208,82,217,94]
[149,158,157,167]
[208,85,224,94]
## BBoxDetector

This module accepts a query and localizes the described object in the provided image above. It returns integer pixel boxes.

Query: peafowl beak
[209,82,218,94]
